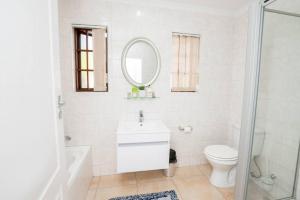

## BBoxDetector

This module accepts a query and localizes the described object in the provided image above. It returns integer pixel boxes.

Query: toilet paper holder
[178,125,193,132]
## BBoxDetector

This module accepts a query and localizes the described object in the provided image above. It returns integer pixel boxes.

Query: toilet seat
[205,145,238,161]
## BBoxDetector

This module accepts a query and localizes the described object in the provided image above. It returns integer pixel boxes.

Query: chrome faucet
[139,110,144,124]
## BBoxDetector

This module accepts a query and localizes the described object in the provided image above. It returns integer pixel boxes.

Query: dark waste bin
[164,149,177,177]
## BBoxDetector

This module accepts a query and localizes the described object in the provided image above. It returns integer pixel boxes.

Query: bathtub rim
[65,145,91,188]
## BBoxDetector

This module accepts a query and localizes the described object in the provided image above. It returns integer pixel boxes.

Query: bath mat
[109,190,179,200]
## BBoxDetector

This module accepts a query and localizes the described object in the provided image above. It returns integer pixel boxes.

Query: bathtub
[66,146,92,200]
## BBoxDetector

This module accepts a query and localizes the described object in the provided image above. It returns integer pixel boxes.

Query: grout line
[215,188,227,200]
[92,187,97,200]
[197,165,208,177]
[135,172,139,195]
[93,176,101,200]
[170,177,184,200]
[85,176,99,200]
[96,176,101,188]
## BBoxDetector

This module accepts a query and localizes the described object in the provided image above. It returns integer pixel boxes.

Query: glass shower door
[246,0,300,199]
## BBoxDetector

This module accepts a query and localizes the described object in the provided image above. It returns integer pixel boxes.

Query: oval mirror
[121,38,161,87]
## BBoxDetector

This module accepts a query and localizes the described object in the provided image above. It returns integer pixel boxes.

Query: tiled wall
[254,12,300,198]
[58,0,248,176]
[228,12,248,149]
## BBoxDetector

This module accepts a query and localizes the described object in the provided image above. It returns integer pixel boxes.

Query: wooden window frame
[74,27,108,92]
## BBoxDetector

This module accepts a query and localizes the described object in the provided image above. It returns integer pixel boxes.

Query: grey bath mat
[109,190,179,200]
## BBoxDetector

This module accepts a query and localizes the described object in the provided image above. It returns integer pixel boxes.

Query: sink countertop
[117,120,170,134]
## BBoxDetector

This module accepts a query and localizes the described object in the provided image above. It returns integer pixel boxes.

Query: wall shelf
[126,96,159,100]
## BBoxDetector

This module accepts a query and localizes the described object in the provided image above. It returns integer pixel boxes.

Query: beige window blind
[93,28,107,92]
[171,33,200,92]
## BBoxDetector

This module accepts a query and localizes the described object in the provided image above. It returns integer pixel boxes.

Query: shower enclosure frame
[235,0,300,199]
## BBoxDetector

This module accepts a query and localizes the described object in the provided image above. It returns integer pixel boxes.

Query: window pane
[88,35,93,50]
[88,52,94,69]
[80,71,87,88]
[88,71,94,89]
[80,52,87,69]
[80,34,86,50]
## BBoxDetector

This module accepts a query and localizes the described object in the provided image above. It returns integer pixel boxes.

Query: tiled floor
[86,164,234,200]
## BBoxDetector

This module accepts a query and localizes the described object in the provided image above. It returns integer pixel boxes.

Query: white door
[0,0,67,199]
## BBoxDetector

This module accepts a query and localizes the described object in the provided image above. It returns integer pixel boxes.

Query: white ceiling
[162,0,251,11]
[112,0,251,15]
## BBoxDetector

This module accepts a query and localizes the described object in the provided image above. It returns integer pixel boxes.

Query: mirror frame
[121,37,161,87]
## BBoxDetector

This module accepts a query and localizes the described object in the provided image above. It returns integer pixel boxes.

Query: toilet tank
[251,130,265,157]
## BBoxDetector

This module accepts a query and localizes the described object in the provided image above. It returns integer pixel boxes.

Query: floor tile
[217,187,235,200]
[87,165,235,200]
[85,189,97,200]
[173,165,204,178]
[136,170,167,184]
[95,185,138,200]
[199,164,212,177]
[89,176,101,189]
[137,179,182,199]
[98,173,136,188]
[173,175,224,200]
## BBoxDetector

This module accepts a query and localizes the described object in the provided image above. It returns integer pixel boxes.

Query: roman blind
[171,34,200,92]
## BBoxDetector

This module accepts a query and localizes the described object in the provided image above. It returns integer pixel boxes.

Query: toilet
[204,145,238,188]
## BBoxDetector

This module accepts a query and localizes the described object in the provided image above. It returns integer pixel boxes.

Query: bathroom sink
[117,120,170,134]
[117,120,170,173]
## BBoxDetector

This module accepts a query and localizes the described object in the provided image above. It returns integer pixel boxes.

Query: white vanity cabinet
[117,121,170,173]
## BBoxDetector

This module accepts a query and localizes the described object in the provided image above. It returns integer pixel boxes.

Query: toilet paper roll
[183,126,192,133]
[179,126,193,133]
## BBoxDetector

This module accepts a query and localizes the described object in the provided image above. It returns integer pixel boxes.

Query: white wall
[58,0,248,176]
[0,0,65,199]
[229,11,249,149]
[254,11,300,198]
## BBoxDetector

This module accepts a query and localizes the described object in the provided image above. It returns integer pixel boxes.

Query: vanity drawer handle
[118,141,168,146]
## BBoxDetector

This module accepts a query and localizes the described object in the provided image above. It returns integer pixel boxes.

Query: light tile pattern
[228,11,249,149]
[86,165,234,200]
[58,0,249,176]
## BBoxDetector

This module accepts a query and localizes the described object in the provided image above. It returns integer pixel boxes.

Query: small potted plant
[131,86,139,97]
[138,86,145,97]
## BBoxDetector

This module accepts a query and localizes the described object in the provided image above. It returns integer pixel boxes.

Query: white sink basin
[117,120,170,134]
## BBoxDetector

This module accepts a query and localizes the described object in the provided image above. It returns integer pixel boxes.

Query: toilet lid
[205,145,238,160]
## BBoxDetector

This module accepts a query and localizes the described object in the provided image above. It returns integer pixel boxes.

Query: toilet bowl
[204,145,238,188]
